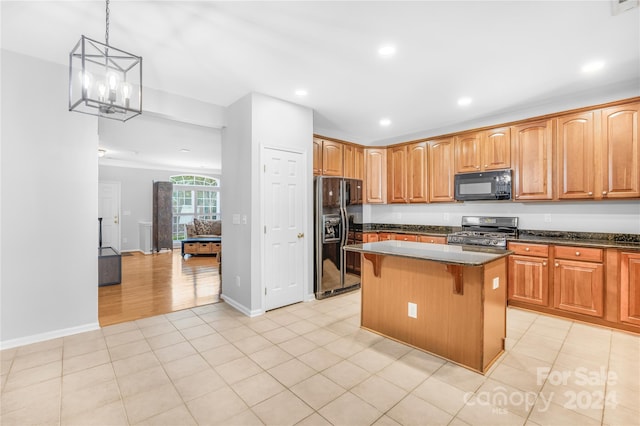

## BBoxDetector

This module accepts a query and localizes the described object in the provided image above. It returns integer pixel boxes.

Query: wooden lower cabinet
[506,243,640,332]
[553,258,604,317]
[394,234,418,242]
[509,255,549,306]
[507,242,550,306]
[620,251,640,326]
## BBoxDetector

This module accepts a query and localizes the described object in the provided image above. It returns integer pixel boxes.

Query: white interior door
[263,148,305,310]
[98,182,121,251]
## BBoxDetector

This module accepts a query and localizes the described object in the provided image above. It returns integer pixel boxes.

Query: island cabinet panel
[428,138,455,202]
[601,103,640,199]
[556,111,596,199]
[360,254,506,373]
[620,251,640,326]
[512,120,554,200]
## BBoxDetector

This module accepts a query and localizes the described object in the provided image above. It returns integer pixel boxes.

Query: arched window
[170,175,221,241]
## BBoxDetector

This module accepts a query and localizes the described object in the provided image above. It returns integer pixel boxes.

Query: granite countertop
[359,224,640,250]
[343,241,511,266]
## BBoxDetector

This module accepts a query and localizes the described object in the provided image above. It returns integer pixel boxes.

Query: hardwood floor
[98,251,221,326]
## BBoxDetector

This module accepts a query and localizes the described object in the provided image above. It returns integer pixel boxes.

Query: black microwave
[454,169,512,201]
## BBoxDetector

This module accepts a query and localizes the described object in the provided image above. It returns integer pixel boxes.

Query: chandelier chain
[105,0,110,46]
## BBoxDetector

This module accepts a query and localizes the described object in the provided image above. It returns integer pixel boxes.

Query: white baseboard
[0,322,101,350]
[220,293,264,317]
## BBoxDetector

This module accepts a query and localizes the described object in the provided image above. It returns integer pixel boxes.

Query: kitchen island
[344,241,511,374]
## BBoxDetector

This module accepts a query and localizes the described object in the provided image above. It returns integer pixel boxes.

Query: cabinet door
[428,138,455,202]
[553,259,604,317]
[364,148,387,204]
[388,146,408,203]
[483,127,511,171]
[620,251,640,326]
[364,233,380,242]
[455,132,481,173]
[601,103,640,199]
[322,140,344,176]
[343,144,355,178]
[408,142,428,203]
[354,146,365,180]
[556,112,595,199]
[508,255,549,306]
[313,138,323,176]
[512,120,554,200]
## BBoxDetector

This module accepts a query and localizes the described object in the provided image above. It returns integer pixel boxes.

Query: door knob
[297,233,304,238]
[114,215,119,224]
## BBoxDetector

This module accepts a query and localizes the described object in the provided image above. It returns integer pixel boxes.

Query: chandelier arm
[105,0,110,46]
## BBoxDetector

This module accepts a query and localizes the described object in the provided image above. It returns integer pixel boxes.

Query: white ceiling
[2,1,639,171]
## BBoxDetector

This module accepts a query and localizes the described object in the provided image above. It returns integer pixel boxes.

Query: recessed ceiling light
[379,118,392,127]
[295,89,308,96]
[179,148,191,153]
[378,44,396,57]
[582,60,605,73]
[457,97,473,106]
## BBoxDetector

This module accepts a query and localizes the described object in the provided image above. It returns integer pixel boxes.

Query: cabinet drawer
[378,233,396,241]
[355,232,363,242]
[418,235,447,244]
[184,243,198,254]
[211,243,221,253]
[554,246,602,262]
[394,234,418,242]
[364,233,379,242]
[198,243,212,253]
[508,242,549,257]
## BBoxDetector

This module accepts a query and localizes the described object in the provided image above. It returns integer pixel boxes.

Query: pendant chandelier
[69,0,142,121]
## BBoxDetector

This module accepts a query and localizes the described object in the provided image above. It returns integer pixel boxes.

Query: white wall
[1,51,99,347]
[365,200,640,234]
[222,93,313,315]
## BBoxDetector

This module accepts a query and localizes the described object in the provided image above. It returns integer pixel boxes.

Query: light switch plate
[493,277,500,290]
[232,214,241,225]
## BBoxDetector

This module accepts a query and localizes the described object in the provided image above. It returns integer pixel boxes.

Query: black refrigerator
[314,176,363,299]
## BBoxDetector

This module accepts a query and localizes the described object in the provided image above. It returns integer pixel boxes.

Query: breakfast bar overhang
[344,241,512,374]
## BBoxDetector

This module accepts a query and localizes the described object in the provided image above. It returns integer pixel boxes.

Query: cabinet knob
[575,251,580,256]
[543,261,547,266]
[525,247,530,251]
[430,240,434,243]
[484,164,488,168]
[515,194,520,198]
[476,166,480,169]
[555,262,559,267]
[588,192,593,196]
[602,191,608,195]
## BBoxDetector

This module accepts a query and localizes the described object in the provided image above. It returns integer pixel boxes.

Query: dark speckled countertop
[361,224,640,250]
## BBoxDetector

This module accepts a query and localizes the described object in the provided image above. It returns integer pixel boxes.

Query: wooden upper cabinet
[353,146,364,180]
[556,111,595,199]
[601,103,640,199]
[428,138,455,202]
[455,128,510,173]
[408,142,428,203]
[483,127,511,171]
[312,138,323,176]
[364,148,387,204]
[343,143,355,178]
[455,132,481,173]
[512,120,554,200]
[322,140,344,176]
[387,146,408,203]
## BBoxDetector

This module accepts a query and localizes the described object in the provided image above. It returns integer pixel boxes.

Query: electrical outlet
[408,302,417,318]
[544,214,552,223]
[492,277,499,290]
[443,212,450,222]
[123,237,128,243]
[235,276,241,287]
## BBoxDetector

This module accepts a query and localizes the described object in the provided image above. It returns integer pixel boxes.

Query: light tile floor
[1,291,639,426]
